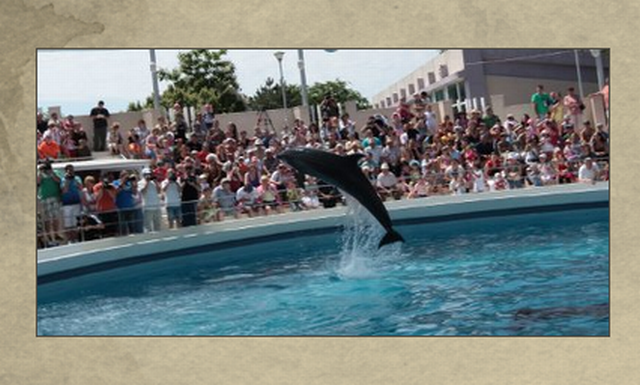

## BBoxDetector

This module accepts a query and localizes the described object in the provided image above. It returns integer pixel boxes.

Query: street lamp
[590,49,605,91]
[149,49,161,111]
[274,51,288,127]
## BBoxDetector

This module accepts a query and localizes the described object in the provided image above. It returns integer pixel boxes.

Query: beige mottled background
[0,0,636,383]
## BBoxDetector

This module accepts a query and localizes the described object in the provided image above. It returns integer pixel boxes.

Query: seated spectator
[213,179,238,221]
[236,174,262,217]
[76,139,92,159]
[285,180,305,211]
[38,132,61,160]
[407,177,429,198]
[301,176,321,209]
[257,175,282,215]
[504,153,524,189]
[198,186,216,223]
[578,157,600,184]
[377,163,403,201]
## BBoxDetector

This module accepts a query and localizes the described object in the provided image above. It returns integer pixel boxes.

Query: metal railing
[37,157,608,249]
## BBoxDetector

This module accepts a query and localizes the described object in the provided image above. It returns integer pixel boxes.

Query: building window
[447,84,458,101]
[400,88,407,100]
[439,65,449,79]
[392,93,399,103]
[428,72,436,85]
[434,89,445,102]
[408,83,416,95]
[417,78,425,90]
[374,103,379,109]
[386,97,392,106]
[458,82,466,100]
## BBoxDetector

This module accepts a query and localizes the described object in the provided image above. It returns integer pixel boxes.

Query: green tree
[247,77,302,110]
[147,49,246,113]
[308,79,371,110]
[127,101,143,112]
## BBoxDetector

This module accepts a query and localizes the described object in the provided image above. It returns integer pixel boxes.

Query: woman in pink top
[563,87,584,129]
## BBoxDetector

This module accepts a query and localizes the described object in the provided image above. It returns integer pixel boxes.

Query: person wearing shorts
[161,170,182,229]
[60,164,84,243]
[37,162,63,246]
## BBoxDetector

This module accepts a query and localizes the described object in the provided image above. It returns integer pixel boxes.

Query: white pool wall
[37,182,608,278]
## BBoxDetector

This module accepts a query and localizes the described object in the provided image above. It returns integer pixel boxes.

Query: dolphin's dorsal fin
[346,153,365,165]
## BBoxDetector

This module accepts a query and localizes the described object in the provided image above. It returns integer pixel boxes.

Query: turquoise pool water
[37,207,609,336]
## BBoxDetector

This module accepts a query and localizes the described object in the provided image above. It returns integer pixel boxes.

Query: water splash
[335,195,402,279]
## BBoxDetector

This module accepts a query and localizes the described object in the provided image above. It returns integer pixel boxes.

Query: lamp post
[149,49,161,111]
[298,49,309,111]
[573,50,585,100]
[274,51,288,127]
[590,49,605,91]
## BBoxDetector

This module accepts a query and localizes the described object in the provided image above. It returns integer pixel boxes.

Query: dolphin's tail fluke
[379,229,404,248]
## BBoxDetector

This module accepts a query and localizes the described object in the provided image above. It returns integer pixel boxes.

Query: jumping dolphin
[277,147,404,248]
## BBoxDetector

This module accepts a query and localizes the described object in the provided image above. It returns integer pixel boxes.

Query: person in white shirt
[138,168,162,232]
[578,157,600,184]
[161,170,182,229]
[376,163,402,201]
[236,174,261,217]
[424,104,438,137]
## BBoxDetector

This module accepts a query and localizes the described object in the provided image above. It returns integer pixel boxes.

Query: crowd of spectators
[37,85,609,248]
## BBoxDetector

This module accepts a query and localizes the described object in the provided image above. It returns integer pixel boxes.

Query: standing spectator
[203,103,215,130]
[37,112,48,134]
[549,92,564,124]
[107,122,124,155]
[161,170,182,229]
[563,87,584,130]
[180,166,200,227]
[531,85,552,120]
[139,168,162,232]
[320,93,339,121]
[81,176,97,213]
[90,100,110,151]
[37,162,63,246]
[60,164,84,243]
[115,172,139,236]
[94,173,118,237]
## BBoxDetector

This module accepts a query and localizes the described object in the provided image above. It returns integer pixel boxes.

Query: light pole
[149,49,161,111]
[298,50,310,115]
[274,51,288,127]
[573,50,585,100]
[590,49,605,91]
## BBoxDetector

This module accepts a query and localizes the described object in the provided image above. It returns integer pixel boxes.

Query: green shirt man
[531,85,552,118]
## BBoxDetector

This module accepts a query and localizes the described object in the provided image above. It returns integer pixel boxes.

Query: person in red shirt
[93,174,118,236]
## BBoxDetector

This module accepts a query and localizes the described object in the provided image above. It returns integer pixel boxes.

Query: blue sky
[37,49,438,115]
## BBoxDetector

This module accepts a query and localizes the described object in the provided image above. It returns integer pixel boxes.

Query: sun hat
[381,163,390,170]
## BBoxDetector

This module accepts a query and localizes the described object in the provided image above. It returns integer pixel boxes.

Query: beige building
[372,49,609,121]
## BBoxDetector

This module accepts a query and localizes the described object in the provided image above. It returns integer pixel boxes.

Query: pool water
[37,207,609,336]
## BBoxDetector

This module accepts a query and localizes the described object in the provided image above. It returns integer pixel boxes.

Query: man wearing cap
[377,163,402,201]
[139,168,162,232]
[90,100,110,151]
